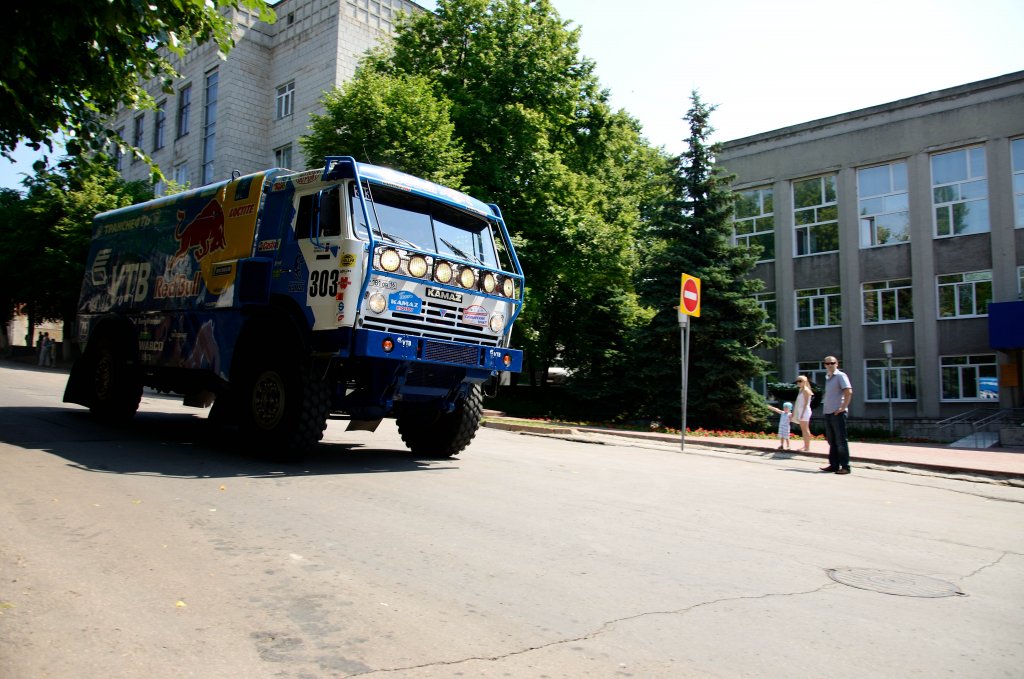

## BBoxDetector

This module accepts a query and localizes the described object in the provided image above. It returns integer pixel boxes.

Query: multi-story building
[719,71,1024,430]
[110,0,424,191]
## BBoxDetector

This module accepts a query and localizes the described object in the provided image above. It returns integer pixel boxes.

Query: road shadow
[0,405,456,480]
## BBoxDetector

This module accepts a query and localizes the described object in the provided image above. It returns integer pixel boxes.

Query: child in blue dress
[767,401,793,450]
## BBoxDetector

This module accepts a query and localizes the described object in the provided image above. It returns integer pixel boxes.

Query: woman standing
[793,376,814,452]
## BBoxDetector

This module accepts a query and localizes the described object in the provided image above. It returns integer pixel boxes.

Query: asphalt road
[1,361,1022,678]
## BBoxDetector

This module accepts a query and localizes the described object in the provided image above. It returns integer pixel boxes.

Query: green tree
[0,158,152,344]
[300,68,469,188]
[0,0,274,167]
[635,92,779,430]
[365,0,664,389]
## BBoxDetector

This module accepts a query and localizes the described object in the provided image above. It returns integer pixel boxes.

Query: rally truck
[64,156,524,460]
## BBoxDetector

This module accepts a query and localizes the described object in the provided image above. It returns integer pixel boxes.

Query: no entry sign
[679,273,701,317]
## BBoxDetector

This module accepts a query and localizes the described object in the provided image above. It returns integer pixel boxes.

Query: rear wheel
[233,332,329,462]
[397,385,483,459]
[87,336,142,421]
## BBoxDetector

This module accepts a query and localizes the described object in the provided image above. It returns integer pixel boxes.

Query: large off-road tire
[233,340,330,462]
[396,385,483,459]
[86,336,142,422]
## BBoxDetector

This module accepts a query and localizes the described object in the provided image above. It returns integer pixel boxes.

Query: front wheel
[396,385,483,459]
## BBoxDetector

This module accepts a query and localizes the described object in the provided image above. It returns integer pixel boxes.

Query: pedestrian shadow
[0,406,457,480]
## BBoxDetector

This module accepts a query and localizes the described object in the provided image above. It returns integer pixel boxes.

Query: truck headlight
[481,272,496,294]
[489,313,505,333]
[368,292,387,314]
[408,255,428,278]
[459,266,476,289]
[379,248,401,272]
[434,261,453,284]
[502,277,515,298]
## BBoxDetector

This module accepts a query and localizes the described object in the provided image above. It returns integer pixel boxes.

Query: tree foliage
[0,159,152,333]
[301,69,470,188]
[0,0,274,166]
[634,92,779,429]
[360,0,667,387]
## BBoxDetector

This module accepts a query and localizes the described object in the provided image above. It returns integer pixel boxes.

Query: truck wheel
[236,352,330,462]
[88,338,142,421]
[397,385,483,458]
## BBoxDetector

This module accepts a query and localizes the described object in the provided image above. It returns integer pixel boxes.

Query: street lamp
[881,339,895,436]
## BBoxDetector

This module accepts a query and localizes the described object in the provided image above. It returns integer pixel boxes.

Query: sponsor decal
[212,263,232,276]
[296,170,320,185]
[154,272,202,299]
[369,277,398,291]
[172,198,226,265]
[227,204,255,219]
[425,287,463,303]
[340,253,356,267]
[139,340,165,353]
[462,305,488,326]
[257,239,280,252]
[388,291,422,314]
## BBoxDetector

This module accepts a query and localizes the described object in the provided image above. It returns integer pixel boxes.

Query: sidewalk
[483,416,1024,485]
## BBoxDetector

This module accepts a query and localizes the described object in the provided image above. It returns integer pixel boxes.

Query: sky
[2,0,1022,189]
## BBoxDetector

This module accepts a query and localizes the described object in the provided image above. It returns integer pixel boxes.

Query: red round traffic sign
[682,278,699,313]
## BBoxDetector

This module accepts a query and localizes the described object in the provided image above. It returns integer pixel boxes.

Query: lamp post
[881,339,895,436]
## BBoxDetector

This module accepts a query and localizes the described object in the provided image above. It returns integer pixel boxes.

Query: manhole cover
[826,568,964,598]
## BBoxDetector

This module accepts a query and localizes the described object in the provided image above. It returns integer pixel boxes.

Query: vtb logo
[172,199,226,265]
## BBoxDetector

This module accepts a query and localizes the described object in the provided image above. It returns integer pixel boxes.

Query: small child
[767,401,793,450]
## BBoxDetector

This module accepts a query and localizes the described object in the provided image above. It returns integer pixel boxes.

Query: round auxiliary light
[502,354,512,368]
[379,248,401,272]
[408,255,428,278]
[489,313,505,333]
[434,261,453,284]
[382,338,395,353]
[459,266,476,289]
[481,272,497,294]
[368,292,387,314]
[502,277,515,298]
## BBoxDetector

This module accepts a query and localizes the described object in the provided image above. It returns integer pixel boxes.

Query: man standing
[821,355,853,475]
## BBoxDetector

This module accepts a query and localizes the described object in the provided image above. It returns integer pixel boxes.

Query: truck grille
[362,298,501,346]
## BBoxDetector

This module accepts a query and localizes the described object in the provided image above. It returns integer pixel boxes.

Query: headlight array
[373,246,517,298]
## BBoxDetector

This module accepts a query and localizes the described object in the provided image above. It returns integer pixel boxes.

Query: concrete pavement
[483,416,1024,485]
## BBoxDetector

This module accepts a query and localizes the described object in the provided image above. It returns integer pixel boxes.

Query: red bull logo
[172,199,226,265]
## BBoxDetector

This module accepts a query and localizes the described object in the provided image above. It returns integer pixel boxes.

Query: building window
[941,354,998,401]
[173,163,189,188]
[154,101,166,151]
[754,292,776,333]
[796,286,841,329]
[931,146,988,237]
[797,361,829,391]
[112,127,125,171]
[733,187,774,261]
[274,144,293,169]
[865,358,916,402]
[858,161,909,247]
[176,84,192,138]
[793,174,838,256]
[862,279,913,324]
[937,270,992,318]
[1012,138,1024,228]
[749,370,778,399]
[202,70,218,185]
[276,81,295,120]
[131,115,145,160]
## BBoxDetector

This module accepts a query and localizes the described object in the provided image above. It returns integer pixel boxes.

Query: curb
[481,419,1024,485]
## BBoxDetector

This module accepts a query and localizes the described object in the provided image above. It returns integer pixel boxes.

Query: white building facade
[110,0,424,190]
[718,72,1024,428]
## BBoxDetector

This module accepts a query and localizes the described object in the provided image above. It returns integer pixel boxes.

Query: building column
[908,151,940,418]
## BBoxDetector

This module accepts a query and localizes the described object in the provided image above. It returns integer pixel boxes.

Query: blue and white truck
[64,156,524,460]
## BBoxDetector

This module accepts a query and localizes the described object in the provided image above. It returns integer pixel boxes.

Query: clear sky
[2,0,1021,189]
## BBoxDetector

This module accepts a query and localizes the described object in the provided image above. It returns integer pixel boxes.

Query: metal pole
[679,311,689,452]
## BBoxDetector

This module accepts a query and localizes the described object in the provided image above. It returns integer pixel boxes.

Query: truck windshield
[350,182,499,268]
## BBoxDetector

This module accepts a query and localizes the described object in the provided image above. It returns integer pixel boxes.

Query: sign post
[678,274,701,452]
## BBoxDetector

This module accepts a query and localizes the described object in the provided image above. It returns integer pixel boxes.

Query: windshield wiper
[379,231,423,250]
[439,237,482,265]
